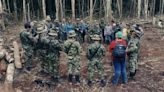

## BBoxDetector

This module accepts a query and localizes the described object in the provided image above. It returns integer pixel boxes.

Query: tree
[106,0,113,21]
[144,0,148,20]
[71,0,75,20]
[42,0,46,19]
[137,0,141,19]
[23,0,27,22]
[13,0,18,22]
[55,0,59,20]
[0,0,5,31]
[117,0,122,18]
[90,0,93,23]
[59,0,63,19]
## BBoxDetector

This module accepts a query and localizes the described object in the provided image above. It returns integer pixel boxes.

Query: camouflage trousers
[42,55,59,78]
[88,59,104,81]
[67,56,81,75]
[24,48,33,68]
[128,54,138,73]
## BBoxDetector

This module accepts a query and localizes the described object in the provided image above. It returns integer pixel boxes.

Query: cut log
[5,63,15,83]
[13,41,22,69]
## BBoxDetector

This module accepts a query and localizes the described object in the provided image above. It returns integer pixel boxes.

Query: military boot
[68,74,73,83]
[75,75,80,84]
[128,72,135,80]
[100,79,106,87]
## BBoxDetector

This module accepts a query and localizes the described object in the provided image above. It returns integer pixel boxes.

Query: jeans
[112,58,127,85]
[105,35,111,45]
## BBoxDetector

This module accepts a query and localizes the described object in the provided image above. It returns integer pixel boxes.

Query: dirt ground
[0,23,164,92]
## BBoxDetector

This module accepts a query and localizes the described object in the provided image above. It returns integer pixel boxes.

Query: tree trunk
[42,0,46,19]
[2,0,6,9]
[27,3,30,21]
[106,0,112,21]
[0,0,5,31]
[55,0,59,20]
[59,0,63,20]
[152,0,156,16]
[23,0,27,22]
[13,0,18,22]
[117,0,122,18]
[6,0,10,13]
[71,0,75,20]
[90,0,93,23]
[161,0,164,15]
[63,0,65,18]
[137,0,141,19]
[144,0,148,20]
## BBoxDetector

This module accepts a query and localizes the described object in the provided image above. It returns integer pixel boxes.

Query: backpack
[112,41,126,58]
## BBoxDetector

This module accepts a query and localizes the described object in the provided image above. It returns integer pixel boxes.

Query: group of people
[19,16,144,87]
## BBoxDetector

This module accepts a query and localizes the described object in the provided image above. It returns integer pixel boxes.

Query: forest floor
[0,23,164,92]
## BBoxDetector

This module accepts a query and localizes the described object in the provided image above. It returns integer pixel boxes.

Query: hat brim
[92,38,101,40]
[68,34,76,37]
[48,33,58,36]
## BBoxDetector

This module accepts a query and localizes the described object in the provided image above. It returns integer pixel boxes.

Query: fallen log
[13,41,22,69]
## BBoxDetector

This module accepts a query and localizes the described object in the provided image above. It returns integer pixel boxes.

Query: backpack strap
[89,44,101,60]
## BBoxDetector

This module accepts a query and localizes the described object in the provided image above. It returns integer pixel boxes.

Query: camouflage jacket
[20,29,34,49]
[64,39,81,57]
[87,43,106,60]
[126,37,138,56]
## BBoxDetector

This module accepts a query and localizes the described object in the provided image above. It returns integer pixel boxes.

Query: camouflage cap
[48,28,58,36]
[36,23,45,34]
[91,34,101,40]
[68,30,76,38]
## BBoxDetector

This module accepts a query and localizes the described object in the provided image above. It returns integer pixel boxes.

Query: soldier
[86,34,106,87]
[20,22,34,72]
[64,31,81,84]
[38,28,62,82]
[0,37,14,81]
[44,15,53,33]
[126,29,139,80]
[99,19,106,43]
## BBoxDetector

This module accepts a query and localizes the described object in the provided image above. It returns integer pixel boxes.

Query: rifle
[88,44,101,60]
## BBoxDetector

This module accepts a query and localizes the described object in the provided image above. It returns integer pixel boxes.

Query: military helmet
[91,34,101,41]
[46,15,51,21]
[36,22,45,34]
[68,30,76,38]
[48,28,58,36]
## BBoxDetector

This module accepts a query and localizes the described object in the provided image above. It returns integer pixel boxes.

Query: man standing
[20,22,34,72]
[64,30,81,84]
[109,31,127,85]
[38,28,62,83]
[87,34,106,87]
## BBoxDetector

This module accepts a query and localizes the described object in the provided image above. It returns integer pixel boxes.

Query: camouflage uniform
[86,34,106,87]
[64,31,81,83]
[38,29,62,81]
[20,25,34,71]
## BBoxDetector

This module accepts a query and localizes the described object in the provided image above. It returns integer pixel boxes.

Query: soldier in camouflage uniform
[86,34,106,87]
[0,37,14,81]
[38,28,62,82]
[126,29,139,80]
[64,30,82,84]
[20,22,34,72]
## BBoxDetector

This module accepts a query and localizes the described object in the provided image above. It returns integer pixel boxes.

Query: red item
[109,39,127,60]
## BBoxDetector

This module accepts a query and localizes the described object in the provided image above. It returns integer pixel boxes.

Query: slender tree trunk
[144,0,148,20]
[7,0,10,13]
[55,0,59,20]
[42,0,46,19]
[63,0,65,18]
[2,0,6,9]
[152,0,156,16]
[23,0,27,22]
[13,0,18,22]
[137,0,141,19]
[82,0,84,19]
[27,3,30,21]
[117,0,122,18]
[59,0,63,20]
[0,0,5,31]
[90,0,93,23]
[106,0,112,21]
[161,0,164,15]
[71,0,75,20]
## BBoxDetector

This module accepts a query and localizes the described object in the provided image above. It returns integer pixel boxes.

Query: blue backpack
[112,42,126,58]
